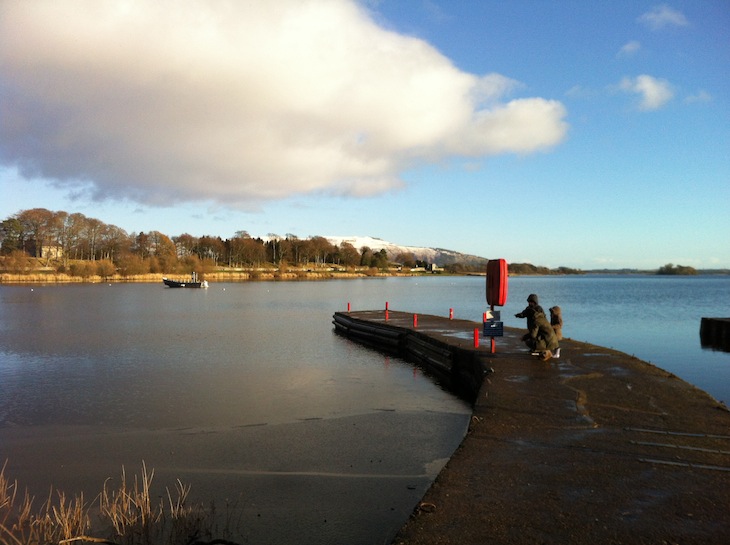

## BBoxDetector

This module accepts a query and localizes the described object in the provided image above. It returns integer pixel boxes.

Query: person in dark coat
[521,307,560,361]
[549,306,563,341]
[515,294,544,342]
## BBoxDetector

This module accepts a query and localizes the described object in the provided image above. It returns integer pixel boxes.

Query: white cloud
[618,40,641,57]
[619,75,674,111]
[684,90,712,104]
[638,5,689,30]
[0,0,568,208]
[448,98,568,155]
[565,85,591,99]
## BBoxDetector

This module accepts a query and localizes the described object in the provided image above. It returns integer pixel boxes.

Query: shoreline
[2,269,726,285]
[0,269,427,284]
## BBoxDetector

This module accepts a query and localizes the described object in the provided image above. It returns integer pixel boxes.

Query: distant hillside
[324,236,489,268]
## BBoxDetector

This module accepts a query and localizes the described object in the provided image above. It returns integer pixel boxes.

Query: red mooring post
[413,314,418,328]
[385,301,389,311]
[385,309,389,321]
[473,328,479,348]
[347,302,351,312]
[449,308,454,319]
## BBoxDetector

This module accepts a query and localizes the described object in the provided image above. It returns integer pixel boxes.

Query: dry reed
[0,461,235,545]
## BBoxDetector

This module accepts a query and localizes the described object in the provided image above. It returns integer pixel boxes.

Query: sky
[1,0,728,270]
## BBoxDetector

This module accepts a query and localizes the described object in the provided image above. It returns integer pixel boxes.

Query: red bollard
[473,328,479,348]
[385,309,389,321]
[491,337,496,354]
[413,314,418,328]
[483,311,487,322]
[347,302,351,312]
[449,308,454,319]
[385,301,389,311]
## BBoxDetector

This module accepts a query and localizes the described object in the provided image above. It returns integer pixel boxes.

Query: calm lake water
[0,275,728,543]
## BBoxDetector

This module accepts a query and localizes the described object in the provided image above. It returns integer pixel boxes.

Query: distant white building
[41,245,63,259]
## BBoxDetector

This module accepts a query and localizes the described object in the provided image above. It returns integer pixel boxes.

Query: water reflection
[0,283,470,429]
[0,282,473,545]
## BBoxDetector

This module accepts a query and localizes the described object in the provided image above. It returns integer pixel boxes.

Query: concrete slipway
[333,309,730,545]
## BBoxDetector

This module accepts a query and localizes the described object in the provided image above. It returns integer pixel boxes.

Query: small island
[656,263,698,275]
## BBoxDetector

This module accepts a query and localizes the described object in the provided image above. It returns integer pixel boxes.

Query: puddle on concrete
[504,375,530,383]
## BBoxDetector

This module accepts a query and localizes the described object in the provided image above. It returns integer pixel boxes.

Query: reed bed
[0,462,239,545]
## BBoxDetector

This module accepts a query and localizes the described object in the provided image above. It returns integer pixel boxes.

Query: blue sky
[1,1,728,269]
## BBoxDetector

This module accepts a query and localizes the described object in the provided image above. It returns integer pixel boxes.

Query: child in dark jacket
[515,294,543,342]
[549,306,563,341]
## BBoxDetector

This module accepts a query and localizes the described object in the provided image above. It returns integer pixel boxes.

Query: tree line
[1,208,595,278]
[0,208,439,276]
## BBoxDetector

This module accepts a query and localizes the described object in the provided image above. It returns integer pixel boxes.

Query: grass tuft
[0,461,238,545]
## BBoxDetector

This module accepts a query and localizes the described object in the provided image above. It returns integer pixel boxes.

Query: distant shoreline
[0,269,415,284]
[2,267,727,285]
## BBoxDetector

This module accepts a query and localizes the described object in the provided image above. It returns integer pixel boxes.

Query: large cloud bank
[0,0,568,206]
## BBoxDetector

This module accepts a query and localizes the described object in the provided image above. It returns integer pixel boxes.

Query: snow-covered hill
[323,236,487,267]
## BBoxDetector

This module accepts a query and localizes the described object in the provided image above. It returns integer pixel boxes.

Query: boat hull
[162,277,208,288]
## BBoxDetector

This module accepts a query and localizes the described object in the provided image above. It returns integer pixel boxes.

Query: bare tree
[17,208,54,258]
[83,217,104,260]
[99,225,131,262]
[267,233,280,263]
[173,233,197,259]
[309,236,335,265]
[337,242,360,267]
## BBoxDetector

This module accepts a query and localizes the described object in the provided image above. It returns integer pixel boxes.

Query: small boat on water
[162,272,209,289]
